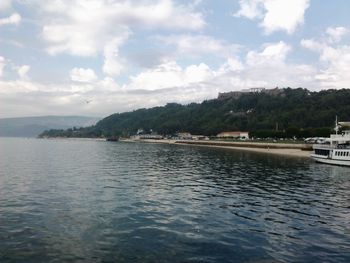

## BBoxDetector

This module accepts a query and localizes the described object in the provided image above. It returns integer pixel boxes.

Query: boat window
[315,149,329,156]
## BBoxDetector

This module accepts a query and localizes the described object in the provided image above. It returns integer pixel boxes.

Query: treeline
[40,88,350,139]
[250,127,332,139]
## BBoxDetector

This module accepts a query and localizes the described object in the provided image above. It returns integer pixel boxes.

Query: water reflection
[0,138,349,263]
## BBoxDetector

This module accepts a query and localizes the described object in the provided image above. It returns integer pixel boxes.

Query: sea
[0,137,349,263]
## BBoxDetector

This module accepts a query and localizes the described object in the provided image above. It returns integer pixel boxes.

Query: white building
[216,131,249,139]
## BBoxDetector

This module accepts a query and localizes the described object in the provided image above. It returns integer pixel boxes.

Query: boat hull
[310,154,350,167]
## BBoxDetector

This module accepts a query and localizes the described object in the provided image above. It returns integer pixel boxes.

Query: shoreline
[120,139,312,158]
[37,137,312,158]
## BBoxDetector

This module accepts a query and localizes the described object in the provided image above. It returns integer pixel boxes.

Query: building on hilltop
[218,87,283,100]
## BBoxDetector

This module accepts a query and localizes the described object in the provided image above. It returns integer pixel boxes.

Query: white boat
[311,119,350,167]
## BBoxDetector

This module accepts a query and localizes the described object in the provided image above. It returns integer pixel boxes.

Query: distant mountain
[0,116,100,137]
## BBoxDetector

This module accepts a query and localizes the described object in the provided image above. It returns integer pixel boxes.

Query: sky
[1,0,350,118]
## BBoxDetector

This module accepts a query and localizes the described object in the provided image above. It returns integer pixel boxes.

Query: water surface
[0,138,349,262]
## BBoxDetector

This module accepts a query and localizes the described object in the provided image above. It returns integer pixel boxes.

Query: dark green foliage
[39,88,350,138]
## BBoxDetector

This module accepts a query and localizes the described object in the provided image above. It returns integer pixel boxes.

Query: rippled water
[0,138,349,263]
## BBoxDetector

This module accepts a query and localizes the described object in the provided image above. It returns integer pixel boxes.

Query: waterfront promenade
[120,139,312,158]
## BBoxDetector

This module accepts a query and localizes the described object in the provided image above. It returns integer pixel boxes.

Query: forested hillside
[39,88,350,138]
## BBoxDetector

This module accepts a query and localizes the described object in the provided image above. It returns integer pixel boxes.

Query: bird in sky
[85,99,92,104]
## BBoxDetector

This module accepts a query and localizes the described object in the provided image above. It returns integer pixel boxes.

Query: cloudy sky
[1,0,350,118]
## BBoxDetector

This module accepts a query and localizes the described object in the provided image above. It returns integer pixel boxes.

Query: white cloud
[217,58,244,74]
[0,50,322,118]
[70,68,97,83]
[68,76,122,93]
[125,43,312,95]
[0,56,5,77]
[17,65,30,80]
[190,0,203,8]
[301,30,350,89]
[157,34,241,58]
[42,24,100,57]
[246,41,291,66]
[39,0,205,57]
[234,0,310,34]
[128,61,185,90]
[103,33,130,76]
[0,13,21,26]
[262,0,309,34]
[127,61,213,90]
[207,42,317,91]
[0,39,24,48]
[315,46,350,88]
[0,0,12,11]
[99,77,121,92]
[0,35,343,119]
[185,63,214,83]
[3,1,350,119]
[300,39,324,51]
[326,27,348,43]
[0,80,40,94]
[234,0,263,19]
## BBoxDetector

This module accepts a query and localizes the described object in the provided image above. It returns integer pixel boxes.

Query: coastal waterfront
[0,137,349,262]
[120,138,312,158]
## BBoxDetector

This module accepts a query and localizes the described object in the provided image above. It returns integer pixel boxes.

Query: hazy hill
[39,88,350,139]
[0,116,100,137]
